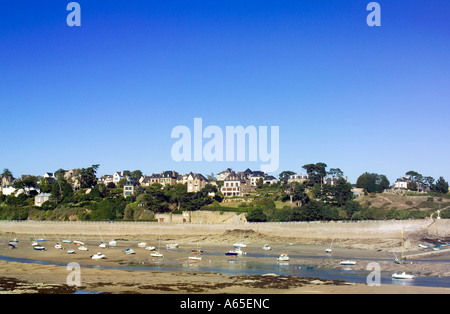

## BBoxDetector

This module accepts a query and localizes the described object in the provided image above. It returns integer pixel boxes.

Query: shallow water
[1,252,449,289]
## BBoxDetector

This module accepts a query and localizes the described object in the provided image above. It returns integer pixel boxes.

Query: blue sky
[1,0,449,183]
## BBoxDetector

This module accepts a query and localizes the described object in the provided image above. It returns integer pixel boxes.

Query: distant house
[180,172,208,193]
[99,175,114,186]
[262,175,278,185]
[221,177,244,197]
[123,180,137,197]
[113,171,125,184]
[43,172,56,184]
[217,168,234,181]
[160,171,179,186]
[393,176,411,190]
[35,193,51,207]
[287,174,309,184]
[249,171,266,186]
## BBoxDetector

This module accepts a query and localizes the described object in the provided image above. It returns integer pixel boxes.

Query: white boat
[73,241,85,246]
[109,240,117,247]
[31,241,38,246]
[91,252,106,260]
[188,253,202,261]
[138,242,147,248]
[340,260,356,266]
[33,245,45,251]
[233,243,247,248]
[99,242,107,248]
[392,272,414,280]
[55,243,63,249]
[67,249,75,254]
[78,246,88,251]
[145,246,156,251]
[166,243,179,249]
[123,248,135,254]
[262,244,271,251]
[151,251,164,258]
[418,244,430,249]
[277,254,290,261]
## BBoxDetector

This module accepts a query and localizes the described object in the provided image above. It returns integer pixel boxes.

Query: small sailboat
[55,243,63,249]
[78,246,88,251]
[340,260,356,266]
[31,241,38,247]
[262,244,271,251]
[145,246,156,251]
[33,245,45,251]
[233,243,247,248]
[166,243,179,249]
[277,254,290,261]
[123,248,135,255]
[138,242,147,248]
[91,252,106,260]
[326,239,334,253]
[67,249,75,254]
[73,240,85,246]
[99,242,107,248]
[392,272,414,280]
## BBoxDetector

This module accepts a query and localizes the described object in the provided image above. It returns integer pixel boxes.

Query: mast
[401,231,404,261]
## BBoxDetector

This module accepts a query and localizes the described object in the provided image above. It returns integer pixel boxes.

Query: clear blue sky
[1,0,449,184]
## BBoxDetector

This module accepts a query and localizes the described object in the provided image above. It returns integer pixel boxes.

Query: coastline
[1,221,450,294]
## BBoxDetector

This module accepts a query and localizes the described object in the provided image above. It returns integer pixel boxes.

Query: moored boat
[277,254,289,261]
[123,248,135,254]
[340,260,356,266]
[91,252,106,260]
[166,243,179,249]
[33,245,45,251]
[392,272,414,280]
[151,251,164,258]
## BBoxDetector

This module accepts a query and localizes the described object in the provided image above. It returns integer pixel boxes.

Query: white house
[221,178,243,197]
[113,171,125,184]
[35,193,51,207]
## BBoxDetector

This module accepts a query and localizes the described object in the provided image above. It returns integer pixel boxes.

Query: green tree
[356,172,390,193]
[246,207,267,222]
[302,162,327,186]
[433,177,449,194]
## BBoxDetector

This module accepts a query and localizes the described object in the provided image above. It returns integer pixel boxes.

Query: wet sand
[1,233,450,294]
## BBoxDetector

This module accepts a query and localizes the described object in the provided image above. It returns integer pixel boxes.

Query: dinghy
[123,248,135,254]
[277,254,290,261]
[340,260,356,266]
[91,252,106,260]
[151,251,164,258]
[33,245,45,251]
[392,272,414,280]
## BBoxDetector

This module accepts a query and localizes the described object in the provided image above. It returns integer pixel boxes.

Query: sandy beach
[1,222,450,294]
